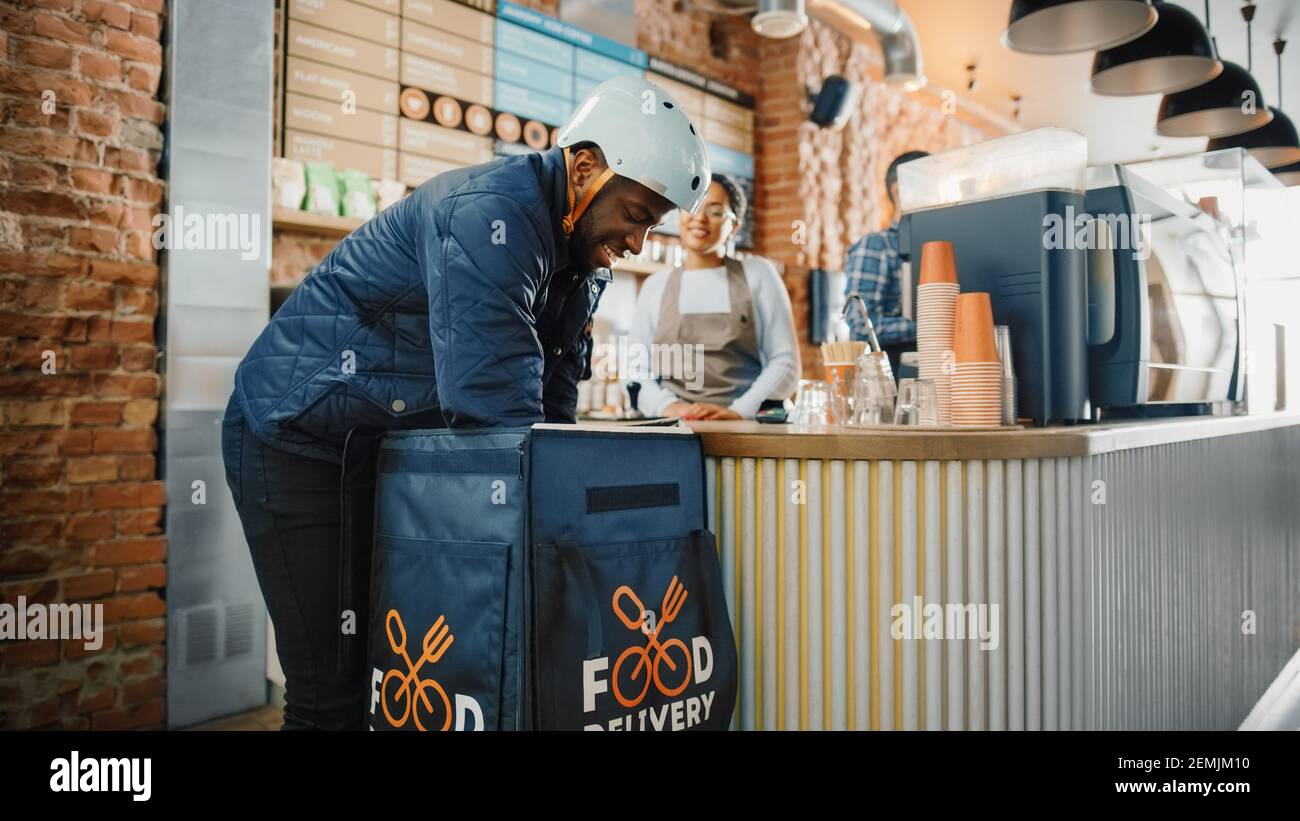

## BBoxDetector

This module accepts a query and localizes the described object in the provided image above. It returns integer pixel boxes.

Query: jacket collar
[540,146,572,272]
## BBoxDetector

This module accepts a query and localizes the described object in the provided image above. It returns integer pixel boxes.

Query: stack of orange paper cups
[951,292,1002,427]
[916,240,958,425]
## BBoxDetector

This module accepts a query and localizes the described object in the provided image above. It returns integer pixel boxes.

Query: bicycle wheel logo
[611,576,692,709]
[381,609,455,731]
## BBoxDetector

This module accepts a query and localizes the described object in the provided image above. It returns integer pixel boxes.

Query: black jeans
[221,398,364,730]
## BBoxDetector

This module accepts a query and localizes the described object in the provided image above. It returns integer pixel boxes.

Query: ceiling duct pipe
[741,0,926,91]
[806,0,926,91]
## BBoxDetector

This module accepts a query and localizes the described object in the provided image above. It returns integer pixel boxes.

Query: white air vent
[223,601,256,658]
[176,601,258,670]
[179,604,219,669]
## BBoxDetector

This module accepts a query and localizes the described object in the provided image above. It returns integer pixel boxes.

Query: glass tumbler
[893,378,940,426]
[791,379,832,427]
[848,373,891,426]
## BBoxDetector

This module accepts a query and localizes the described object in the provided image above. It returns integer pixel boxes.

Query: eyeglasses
[697,203,736,221]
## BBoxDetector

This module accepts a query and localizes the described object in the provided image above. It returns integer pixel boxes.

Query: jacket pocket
[350,371,440,416]
[367,535,509,731]
[531,531,737,731]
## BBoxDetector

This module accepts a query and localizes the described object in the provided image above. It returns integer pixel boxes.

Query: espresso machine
[896,130,1245,424]
[897,129,1091,425]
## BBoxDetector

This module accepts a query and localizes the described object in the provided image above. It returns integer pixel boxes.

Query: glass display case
[1124,149,1300,413]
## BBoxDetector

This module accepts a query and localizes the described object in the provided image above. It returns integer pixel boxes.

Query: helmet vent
[691,176,700,191]
[689,123,696,135]
[662,101,674,109]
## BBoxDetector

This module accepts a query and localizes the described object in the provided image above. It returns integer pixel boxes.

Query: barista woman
[630,174,799,420]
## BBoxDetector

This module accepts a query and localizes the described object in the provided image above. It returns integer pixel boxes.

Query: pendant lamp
[1207,40,1300,168]
[1004,0,1156,55]
[1156,60,1273,138]
[1091,1,1221,95]
[1271,159,1300,186]
[1207,107,1300,168]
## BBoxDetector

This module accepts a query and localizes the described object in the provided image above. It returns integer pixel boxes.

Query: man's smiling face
[566,146,675,271]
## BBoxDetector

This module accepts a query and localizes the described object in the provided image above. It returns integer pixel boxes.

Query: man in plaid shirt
[844,150,929,375]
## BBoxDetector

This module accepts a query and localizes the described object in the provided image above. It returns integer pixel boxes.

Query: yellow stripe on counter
[940,461,948,731]
[894,460,903,731]
[917,461,925,731]
[961,459,968,731]
[776,460,785,731]
[869,460,879,731]
[715,459,723,560]
[799,459,808,731]
[733,458,742,727]
[735,459,742,646]
[846,464,856,730]
[822,459,831,730]
[755,462,763,731]
[716,458,733,728]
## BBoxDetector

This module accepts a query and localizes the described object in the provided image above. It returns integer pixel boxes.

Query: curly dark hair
[710,172,748,227]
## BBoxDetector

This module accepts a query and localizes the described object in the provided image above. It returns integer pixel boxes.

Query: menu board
[281,0,756,243]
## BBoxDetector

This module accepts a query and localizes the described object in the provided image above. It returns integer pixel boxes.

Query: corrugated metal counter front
[687,414,1300,731]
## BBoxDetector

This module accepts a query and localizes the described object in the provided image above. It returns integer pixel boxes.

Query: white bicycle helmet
[557,76,711,215]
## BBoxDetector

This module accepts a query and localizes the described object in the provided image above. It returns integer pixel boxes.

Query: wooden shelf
[272,206,364,239]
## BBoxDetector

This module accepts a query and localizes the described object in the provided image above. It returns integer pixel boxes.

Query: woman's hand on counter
[664,401,742,421]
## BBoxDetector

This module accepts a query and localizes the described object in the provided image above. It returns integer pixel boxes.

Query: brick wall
[0,0,167,730]
[637,0,758,98]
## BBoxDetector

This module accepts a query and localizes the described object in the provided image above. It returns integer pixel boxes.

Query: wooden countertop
[686,412,1300,461]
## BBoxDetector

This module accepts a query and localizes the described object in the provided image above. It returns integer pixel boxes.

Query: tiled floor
[188,704,283,731]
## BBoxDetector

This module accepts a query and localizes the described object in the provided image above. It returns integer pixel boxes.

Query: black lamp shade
[1091,1,1221,95]
[1207,107,1300,169]
[1157,61,1274,138]
[1272,159,1300,186]
[1004,0,1156,55]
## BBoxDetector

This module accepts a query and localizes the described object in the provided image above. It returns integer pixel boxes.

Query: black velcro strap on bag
[556,541,603,660]
[380,448,521,476]
[586,483,680,514]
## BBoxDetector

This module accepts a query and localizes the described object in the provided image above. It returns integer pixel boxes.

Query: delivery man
[221,77,710,730]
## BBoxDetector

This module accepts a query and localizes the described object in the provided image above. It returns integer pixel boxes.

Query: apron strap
[723,257,755,330]
[658,265,684,334]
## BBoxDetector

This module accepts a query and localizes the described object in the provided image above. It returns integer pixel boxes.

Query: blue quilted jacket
[233,147,609,463]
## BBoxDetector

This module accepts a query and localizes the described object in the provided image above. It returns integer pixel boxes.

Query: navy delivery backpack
[359,424,738,731]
